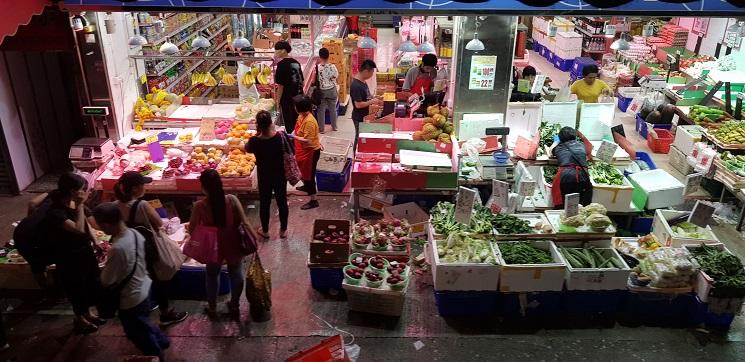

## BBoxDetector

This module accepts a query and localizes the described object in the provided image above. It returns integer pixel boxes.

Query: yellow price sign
[145,135,159,144]
[140,74,147,85]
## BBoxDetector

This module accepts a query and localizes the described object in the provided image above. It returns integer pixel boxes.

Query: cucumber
[561,248,583,268]
[570,248,591,267]
[609,256,623,268]
[583,249,596,268]
[591,249,606,266]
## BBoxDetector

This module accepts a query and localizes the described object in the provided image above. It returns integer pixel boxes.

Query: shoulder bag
[183,202,220,265]
[97,229,139,319]
[280,131,302,186]
[310,64,323,106]
[228,195,258,256]
[129,200,184,281]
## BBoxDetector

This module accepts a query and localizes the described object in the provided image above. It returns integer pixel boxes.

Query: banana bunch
[222,73,236,86]
[216,66,226,80]
[242,71,256,87]
[203,73,218,87]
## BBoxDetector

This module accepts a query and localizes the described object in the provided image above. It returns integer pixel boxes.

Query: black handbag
[310,64,323,106]
[97,230,140,319]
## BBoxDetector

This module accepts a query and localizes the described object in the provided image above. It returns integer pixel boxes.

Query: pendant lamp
[418,37,435,53]
[465,17,485,51]
[159,38,179,55]
[232,32,251,50]
[610,33,630,51]
[191,35,211,49]
[400,37,417,52]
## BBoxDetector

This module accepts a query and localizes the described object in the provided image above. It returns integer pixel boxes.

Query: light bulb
[160,40,179,55]
[191,35,210,49]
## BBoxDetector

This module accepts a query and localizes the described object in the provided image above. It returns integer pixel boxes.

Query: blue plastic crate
[624,151,658,177]
[562,290,626,316]
[434,291,499,317]
[620,292,700,327]
[553,55,574,72]
[630,216,655,235]
[499,291,563,319]
[533,42,543,53]
[316,159,351,193]
[617,95,634,112]
[635,114,673,139]
[572,57,597,75]
[168,266,230,300]
[309,266,344,292]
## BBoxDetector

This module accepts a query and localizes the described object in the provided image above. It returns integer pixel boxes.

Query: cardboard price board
[596,140,619,163]
[468,55,497,90]
[684,172,703,195]
[455,187,479,224]
[486,180,510,212]
[688,200,716,228]
[564,193,580,217]
[199,119,216,141]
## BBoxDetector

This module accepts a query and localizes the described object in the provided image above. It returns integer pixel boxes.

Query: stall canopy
[1,0,50,45]
[62,0,744,13]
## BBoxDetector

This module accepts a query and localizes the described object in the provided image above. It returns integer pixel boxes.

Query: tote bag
[128,200,184,280]
[183,225,220,265]
[281,132,302,186]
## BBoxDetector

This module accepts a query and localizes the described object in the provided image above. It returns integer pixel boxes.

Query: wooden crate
[713,158,745,189]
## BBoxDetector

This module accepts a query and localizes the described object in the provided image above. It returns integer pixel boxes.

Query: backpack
[127,200,160,273]
[13,198,53,267]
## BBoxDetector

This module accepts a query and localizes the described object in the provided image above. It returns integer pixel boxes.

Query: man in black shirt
[350,59,382,152]
[274,40,304,133]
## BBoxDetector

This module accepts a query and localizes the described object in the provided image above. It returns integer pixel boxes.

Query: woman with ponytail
[41,173,102,334]
[113,171,188,327]
[188,169,248,319]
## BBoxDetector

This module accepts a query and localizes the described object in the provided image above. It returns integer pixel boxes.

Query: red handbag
[281,131,302,186]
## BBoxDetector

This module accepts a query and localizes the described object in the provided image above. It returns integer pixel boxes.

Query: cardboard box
[317,136,352,173]
[627,169,685,210]
[558,247,631,290]
[431,238,500,291]
[309,219,351,263]
[358,193,393,213]
[652,209,720,247]
[495,240,566,292]
[383,202,430,237]
[669,145,695,175]
[590,174,635,212]
[673,125,705,156]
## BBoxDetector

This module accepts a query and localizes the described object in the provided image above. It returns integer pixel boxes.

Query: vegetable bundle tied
[499,242,553,264]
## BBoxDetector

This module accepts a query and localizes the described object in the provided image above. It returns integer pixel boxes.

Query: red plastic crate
[647,129,674,154]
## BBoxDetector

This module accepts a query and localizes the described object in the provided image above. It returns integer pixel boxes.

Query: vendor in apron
[550,127,593,207]
[402,53,440,97]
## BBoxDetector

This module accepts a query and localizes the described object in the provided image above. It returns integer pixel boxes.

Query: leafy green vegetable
[672,222,706,239]
[690,244,745,298]
[485,211,532,234]
[537,122,562,157]
[499,242,553,264]
[543,165,558,184]
[588,161,624,185]
[437,232,496,264]
[431,202,466,235]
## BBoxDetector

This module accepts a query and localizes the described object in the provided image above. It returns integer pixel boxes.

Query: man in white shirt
[95,203,169,361]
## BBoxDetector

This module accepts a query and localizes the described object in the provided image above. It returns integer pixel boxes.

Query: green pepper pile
[498,242,553,264]
[588,161,624,186]
[690,244,745,298]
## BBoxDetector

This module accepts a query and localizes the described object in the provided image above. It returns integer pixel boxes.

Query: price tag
[627,96,644,114]
[455,187,478,224]
[199,119,216,141]
[688,200,716,228]
[596,140,619,163]
[517,179,536,197]
[486,180,510,213]
[564,193,580,217]
[683,172,703,195]
[531,75,547,94]
[517,79,530,93]
[146,135,164,162]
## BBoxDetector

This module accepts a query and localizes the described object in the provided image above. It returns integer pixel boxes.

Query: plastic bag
[246,253,272,313]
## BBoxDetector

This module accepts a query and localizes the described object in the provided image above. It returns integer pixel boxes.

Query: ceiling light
[128,34,148,46]
[358,36,377,49]
[191,35,210,49]
[159,39,179,55]
[418,37,435,53]
[465,17,485,51]
[400,37,417,52]
[611,33,630,51]
[232,32,251,50]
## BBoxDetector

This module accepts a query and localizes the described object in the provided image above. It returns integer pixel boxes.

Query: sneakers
[301,200,319,210]
[160,310,188,327]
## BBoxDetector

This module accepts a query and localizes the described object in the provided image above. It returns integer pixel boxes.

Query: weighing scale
[69,137,115,172]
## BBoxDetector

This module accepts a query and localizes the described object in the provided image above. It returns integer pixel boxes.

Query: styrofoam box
[673,125,705,156]
[559,247,631,290]
[652,209,720,247]
[627,169,685,209]
[495,240,566,292]
[358,193,393,213]
[684,243,731,303]
[539,166,555,208]
[556,31,583,50]
[317,136,352,173]
[555,48,582,60]
[431,238,500,291]
[383,202,429,238]
[590,174,635,212]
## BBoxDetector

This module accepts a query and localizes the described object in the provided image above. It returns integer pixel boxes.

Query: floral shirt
[317,63,338,91]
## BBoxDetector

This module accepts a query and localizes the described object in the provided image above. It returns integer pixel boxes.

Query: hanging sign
[469,55,497,90]
[692,18,710,36]
[688,200,716,228]
[145,135,164,162]
[517,79,530,93]
[455,186,478,224]
[531,74,547,94]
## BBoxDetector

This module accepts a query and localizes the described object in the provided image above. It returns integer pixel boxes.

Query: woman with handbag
[95,203,169,362]
[314,47,339,133]
[41,173,102,334]
[293,95,322,210]
[246,110,289,240]
[113,171,188,326]
[188,169,249,319]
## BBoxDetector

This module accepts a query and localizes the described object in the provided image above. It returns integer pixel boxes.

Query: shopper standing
[350,59,382,152]
[274,40,304,133]
[292,95,322,210]
[188,170,247,319]
[113,172,188,327]
[570,64,611,103]
[94,203,169,362]
[41,173,103,334]
[315,47,339,133]
[246,110,289,239]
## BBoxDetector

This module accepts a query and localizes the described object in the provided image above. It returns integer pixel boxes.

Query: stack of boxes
[658,24,689,47]
[619,36,653,61]
[553,31,583,71]
[322,38,349,103]
[570,57,597,84]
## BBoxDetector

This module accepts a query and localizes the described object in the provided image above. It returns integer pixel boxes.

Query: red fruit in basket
[392,219,401,227]
[351,256,369,268]
[365,270,382,281]
[387,276,401,284]
[346,267,363,279]
[370,257,386,269]
[323,237,331,243]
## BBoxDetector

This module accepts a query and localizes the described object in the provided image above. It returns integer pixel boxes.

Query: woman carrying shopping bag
[187,169,253,320]
[113,171,188,326]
